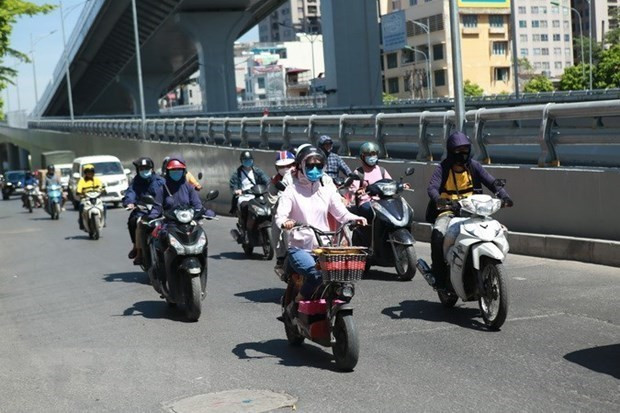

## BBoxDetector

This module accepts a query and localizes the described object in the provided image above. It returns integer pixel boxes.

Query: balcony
[489,26,506,35]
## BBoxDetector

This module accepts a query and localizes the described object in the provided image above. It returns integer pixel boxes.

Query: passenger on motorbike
[123,157,164,265]
[43,164,66,211]
[275,146,367,301]
[268,151,296,269]
[161,156,202,191]
[427,131,513,288]
[318,135,352,180]
[76,164,106,230]
[229,151,270,242]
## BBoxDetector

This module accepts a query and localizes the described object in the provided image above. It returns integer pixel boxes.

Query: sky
[6,0,259,114]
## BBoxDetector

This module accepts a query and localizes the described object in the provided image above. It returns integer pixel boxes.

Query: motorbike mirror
[493,178,507,188]
[275,181,287,192]
[205,190,219,202]
[197,172,203,180]
[140,194,156,205]
[123,168,131,175]
[333,177,344,187]
[405,167,415,176]
[72,172,80,179]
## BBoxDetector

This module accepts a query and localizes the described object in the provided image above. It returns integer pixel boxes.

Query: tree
[463,80,484,97]
[382,92,398,104]
[594,44,620,89]
[558,64,590,91]
[603,8,620,47]
[523,75,554,93]
[572,35,603,65]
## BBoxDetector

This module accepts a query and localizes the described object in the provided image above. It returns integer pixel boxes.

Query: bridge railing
[28,99,620,167]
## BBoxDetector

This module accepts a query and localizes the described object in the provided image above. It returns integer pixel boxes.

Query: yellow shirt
[77,177,104,196]
[186,171,202,189]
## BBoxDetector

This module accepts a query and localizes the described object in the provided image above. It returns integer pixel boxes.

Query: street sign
[381,10,407,52]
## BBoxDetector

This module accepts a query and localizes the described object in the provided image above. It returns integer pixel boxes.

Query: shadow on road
[234,288,284,304]
[564,344,620,379]
[103,271,150,285]
[382,300,490,331]
[232,339,339,372]
[363,268,407,282]
[120,300,188,322]
[209,251,248,260]
[29,217,54,221]
[64,235,92,240]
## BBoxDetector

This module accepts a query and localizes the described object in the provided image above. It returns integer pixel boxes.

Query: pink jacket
[276,176,361,251]
[349,165,392,204]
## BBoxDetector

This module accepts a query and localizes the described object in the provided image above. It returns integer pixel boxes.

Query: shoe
[128,249,137,259]
[133,257,143,266]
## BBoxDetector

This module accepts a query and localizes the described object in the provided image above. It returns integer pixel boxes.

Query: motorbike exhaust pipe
[416,259,436,287]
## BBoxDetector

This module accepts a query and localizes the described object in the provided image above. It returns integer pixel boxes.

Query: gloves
[502,197,514,208]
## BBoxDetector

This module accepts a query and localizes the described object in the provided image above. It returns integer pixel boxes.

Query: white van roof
[72,155,122,165]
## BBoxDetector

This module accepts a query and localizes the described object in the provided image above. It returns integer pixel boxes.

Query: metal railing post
[375,114,388,158]
[259,117,269,149]
[338,114,350,156]
[473,109,491,164]
[416,111,432,161]
[240,118,249,148]
[308,115,317,146]
[282,116,291,150]
[223,119,231,146]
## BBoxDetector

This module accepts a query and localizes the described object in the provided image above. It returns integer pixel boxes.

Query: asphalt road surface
[0,199,618,412]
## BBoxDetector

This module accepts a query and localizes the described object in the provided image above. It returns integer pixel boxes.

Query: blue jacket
[123,174,164,207]
[148,156,202,219]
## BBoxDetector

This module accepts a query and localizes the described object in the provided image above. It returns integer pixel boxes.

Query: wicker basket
[316,247,368,283]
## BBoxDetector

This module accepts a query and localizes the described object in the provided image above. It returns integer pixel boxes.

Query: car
[55,163,73,190]
[1,170,27,200]
[68,156,130,209]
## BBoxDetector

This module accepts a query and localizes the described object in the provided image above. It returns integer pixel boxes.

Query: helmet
[133,157,154,170]
[161,156,170,172]
[275,151,295,167]
[295,143,312,155]
[83,164,95,174]
[295,146,324,167]
[318,135,333,146]
[166,159,186,170]
[239,151,253,162]
[47,164,55,172]
[359,142,380,158]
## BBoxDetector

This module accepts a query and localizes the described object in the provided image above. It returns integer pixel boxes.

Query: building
[258,0,321,43]
[571,0,617,44]
[384,0,514,99]
[515,0,574,78]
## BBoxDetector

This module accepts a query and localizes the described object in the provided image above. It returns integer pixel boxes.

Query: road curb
[412,222,620,268]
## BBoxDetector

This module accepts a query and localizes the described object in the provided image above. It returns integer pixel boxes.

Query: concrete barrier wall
[1,126,619,243]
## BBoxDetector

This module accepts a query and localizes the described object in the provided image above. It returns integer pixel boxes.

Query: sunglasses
[306,162,324,170]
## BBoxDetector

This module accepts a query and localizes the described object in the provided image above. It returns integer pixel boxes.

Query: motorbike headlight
[472,199,501,216]
[174,209,194,223]
[251,204,270,216]
[168,234,185,254]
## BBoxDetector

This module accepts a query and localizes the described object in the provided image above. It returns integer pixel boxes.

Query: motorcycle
[81,190,105,240]
[23,185,42,213]
[46,184,63,220]
[132,199,155,273]
[147,190,219,321]
[231,184,273,260]
[278,224,367,371]
[416,180,510,330]
[350,167,417,281]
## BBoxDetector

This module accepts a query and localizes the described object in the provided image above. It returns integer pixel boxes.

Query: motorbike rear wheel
[90,215,100,240]
[27,198,33,213]
[394,244,417,281]
[478,258,509,330]
[282,284,304,346]
[261,227,274,260]
[438,290,458,308]
[332,312,359,371]
[184,276,202,321]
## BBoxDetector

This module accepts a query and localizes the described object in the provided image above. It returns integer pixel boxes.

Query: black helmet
[295,146,323,166]
[47,164,55,172]
[240,151,253,162]
[133,157,154,170]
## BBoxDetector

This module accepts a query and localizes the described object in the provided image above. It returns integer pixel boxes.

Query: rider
[21,170,40,208]
[318,135,351,180]
[161,156,202,191]
[123,157,164,265]
[427,131,513,288]
[268,151,296,269]
[275,146,367,301]
[229,151,270,241]
[43,164,65,210]
[76,164,105,230]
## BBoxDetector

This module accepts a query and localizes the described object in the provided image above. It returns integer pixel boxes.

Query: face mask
[365,155,378,166]
[454,152,470,164]
[278,166,292,177]
[242,159,253,168]
[168,170,184,181]
[139,170,152,179]
[305,166,323,182]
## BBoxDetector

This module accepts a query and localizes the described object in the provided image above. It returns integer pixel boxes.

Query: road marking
[513,277,527,281]
[162,389,297,413]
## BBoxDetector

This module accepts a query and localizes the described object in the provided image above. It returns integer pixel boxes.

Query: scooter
[128,199,155,272]
[81,191,105,240]
[148,190,219,321]
[231,184,273,260]
[46,183,63,220]
[23,185,41,213]
[416,180,510,330]
[350,167,417,281]
[278,224,367,371]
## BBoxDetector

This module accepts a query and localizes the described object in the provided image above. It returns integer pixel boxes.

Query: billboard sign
[458,0,510,7]
[381,10,407,52]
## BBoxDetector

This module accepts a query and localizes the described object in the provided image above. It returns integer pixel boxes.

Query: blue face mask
[242,159,254,168]
[168,170,184,182]
[365,155,378,166]
[139,170,152,179]
[305,166,323,182]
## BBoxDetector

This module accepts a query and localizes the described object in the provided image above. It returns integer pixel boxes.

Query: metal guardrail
[28,99,620,167]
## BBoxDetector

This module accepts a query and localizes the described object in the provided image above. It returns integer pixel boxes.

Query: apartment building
[384,0,514,99]
[258,0,321,42]
[571,0,617,44]
[515,0,574,78]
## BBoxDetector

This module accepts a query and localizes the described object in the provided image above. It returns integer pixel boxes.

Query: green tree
[463,80,484,97]
[603,9,620,47]
[572,35,603,65]
[382,92,398,104]
[523,74,554,93]
[594,44,620,89]
[558,64,590,91]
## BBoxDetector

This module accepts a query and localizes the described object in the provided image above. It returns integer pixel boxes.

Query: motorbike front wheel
[261,227,274,260]
[27,198,33,213]
[242,244,253,256]
[332,312,359,371]
[90,215,100,240]
[184,276,202,321]
[438,290,458,308]
[478,258,509,330]
[393,244,417,281]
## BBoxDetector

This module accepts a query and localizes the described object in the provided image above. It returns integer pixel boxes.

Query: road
[0,198,618,412]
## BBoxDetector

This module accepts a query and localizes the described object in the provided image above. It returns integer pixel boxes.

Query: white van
[69,155,130,208]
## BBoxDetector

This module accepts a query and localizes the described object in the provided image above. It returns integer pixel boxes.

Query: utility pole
[449,0,465,131]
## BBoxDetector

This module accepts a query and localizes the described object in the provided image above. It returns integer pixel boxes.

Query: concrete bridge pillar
[117,73,166,115]
[321,0,382,107]
[175,12,251,113]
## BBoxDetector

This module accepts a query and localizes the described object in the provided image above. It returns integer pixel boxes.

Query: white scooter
[81,191,105,240]
[417,184,510,330]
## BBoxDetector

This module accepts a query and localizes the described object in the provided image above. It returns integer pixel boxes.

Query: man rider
[318,135,352,180]
[427,131,513,289]
[76,164,105,230]
[123,157,164,265]
[43,164,66,210]
[229,151,269,242]
[21,170,40,208]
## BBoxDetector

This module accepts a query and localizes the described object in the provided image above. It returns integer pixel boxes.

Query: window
[554,47,562,55]
[519,20,527,28]
[564,34,570,41]
[402,48,415,64]
[391,0,401,10]
[542,62,550,69]
[495,67,510,82]
[433,44,444,61]
[492,41,508,55]
[434,69,446,86]
[518,6,526,13]
[387,77,399,94]
[520,34,528,42]
[555,62,563,69]
[489,15,504,28]
[409,0,418,5]
[563,20,570,29]
[540,20,548,28]
[534,62,542,69]
[540,6,547,14]
[553,20,560,28]
[541,48,549,56]
[533,34,541,42]
[566,61,572,67]
[520,48,529,56]
[531,6,539,14]
[541,34,549,41]
[386,53,398,69]
[551,6,559,14]
[308,5,317,14]
[257,77,265,88]
[565,47,571,56]
[553,34,561,41]
[532,20,540,28]
[463,15,478,28]
[533,48,541,55]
